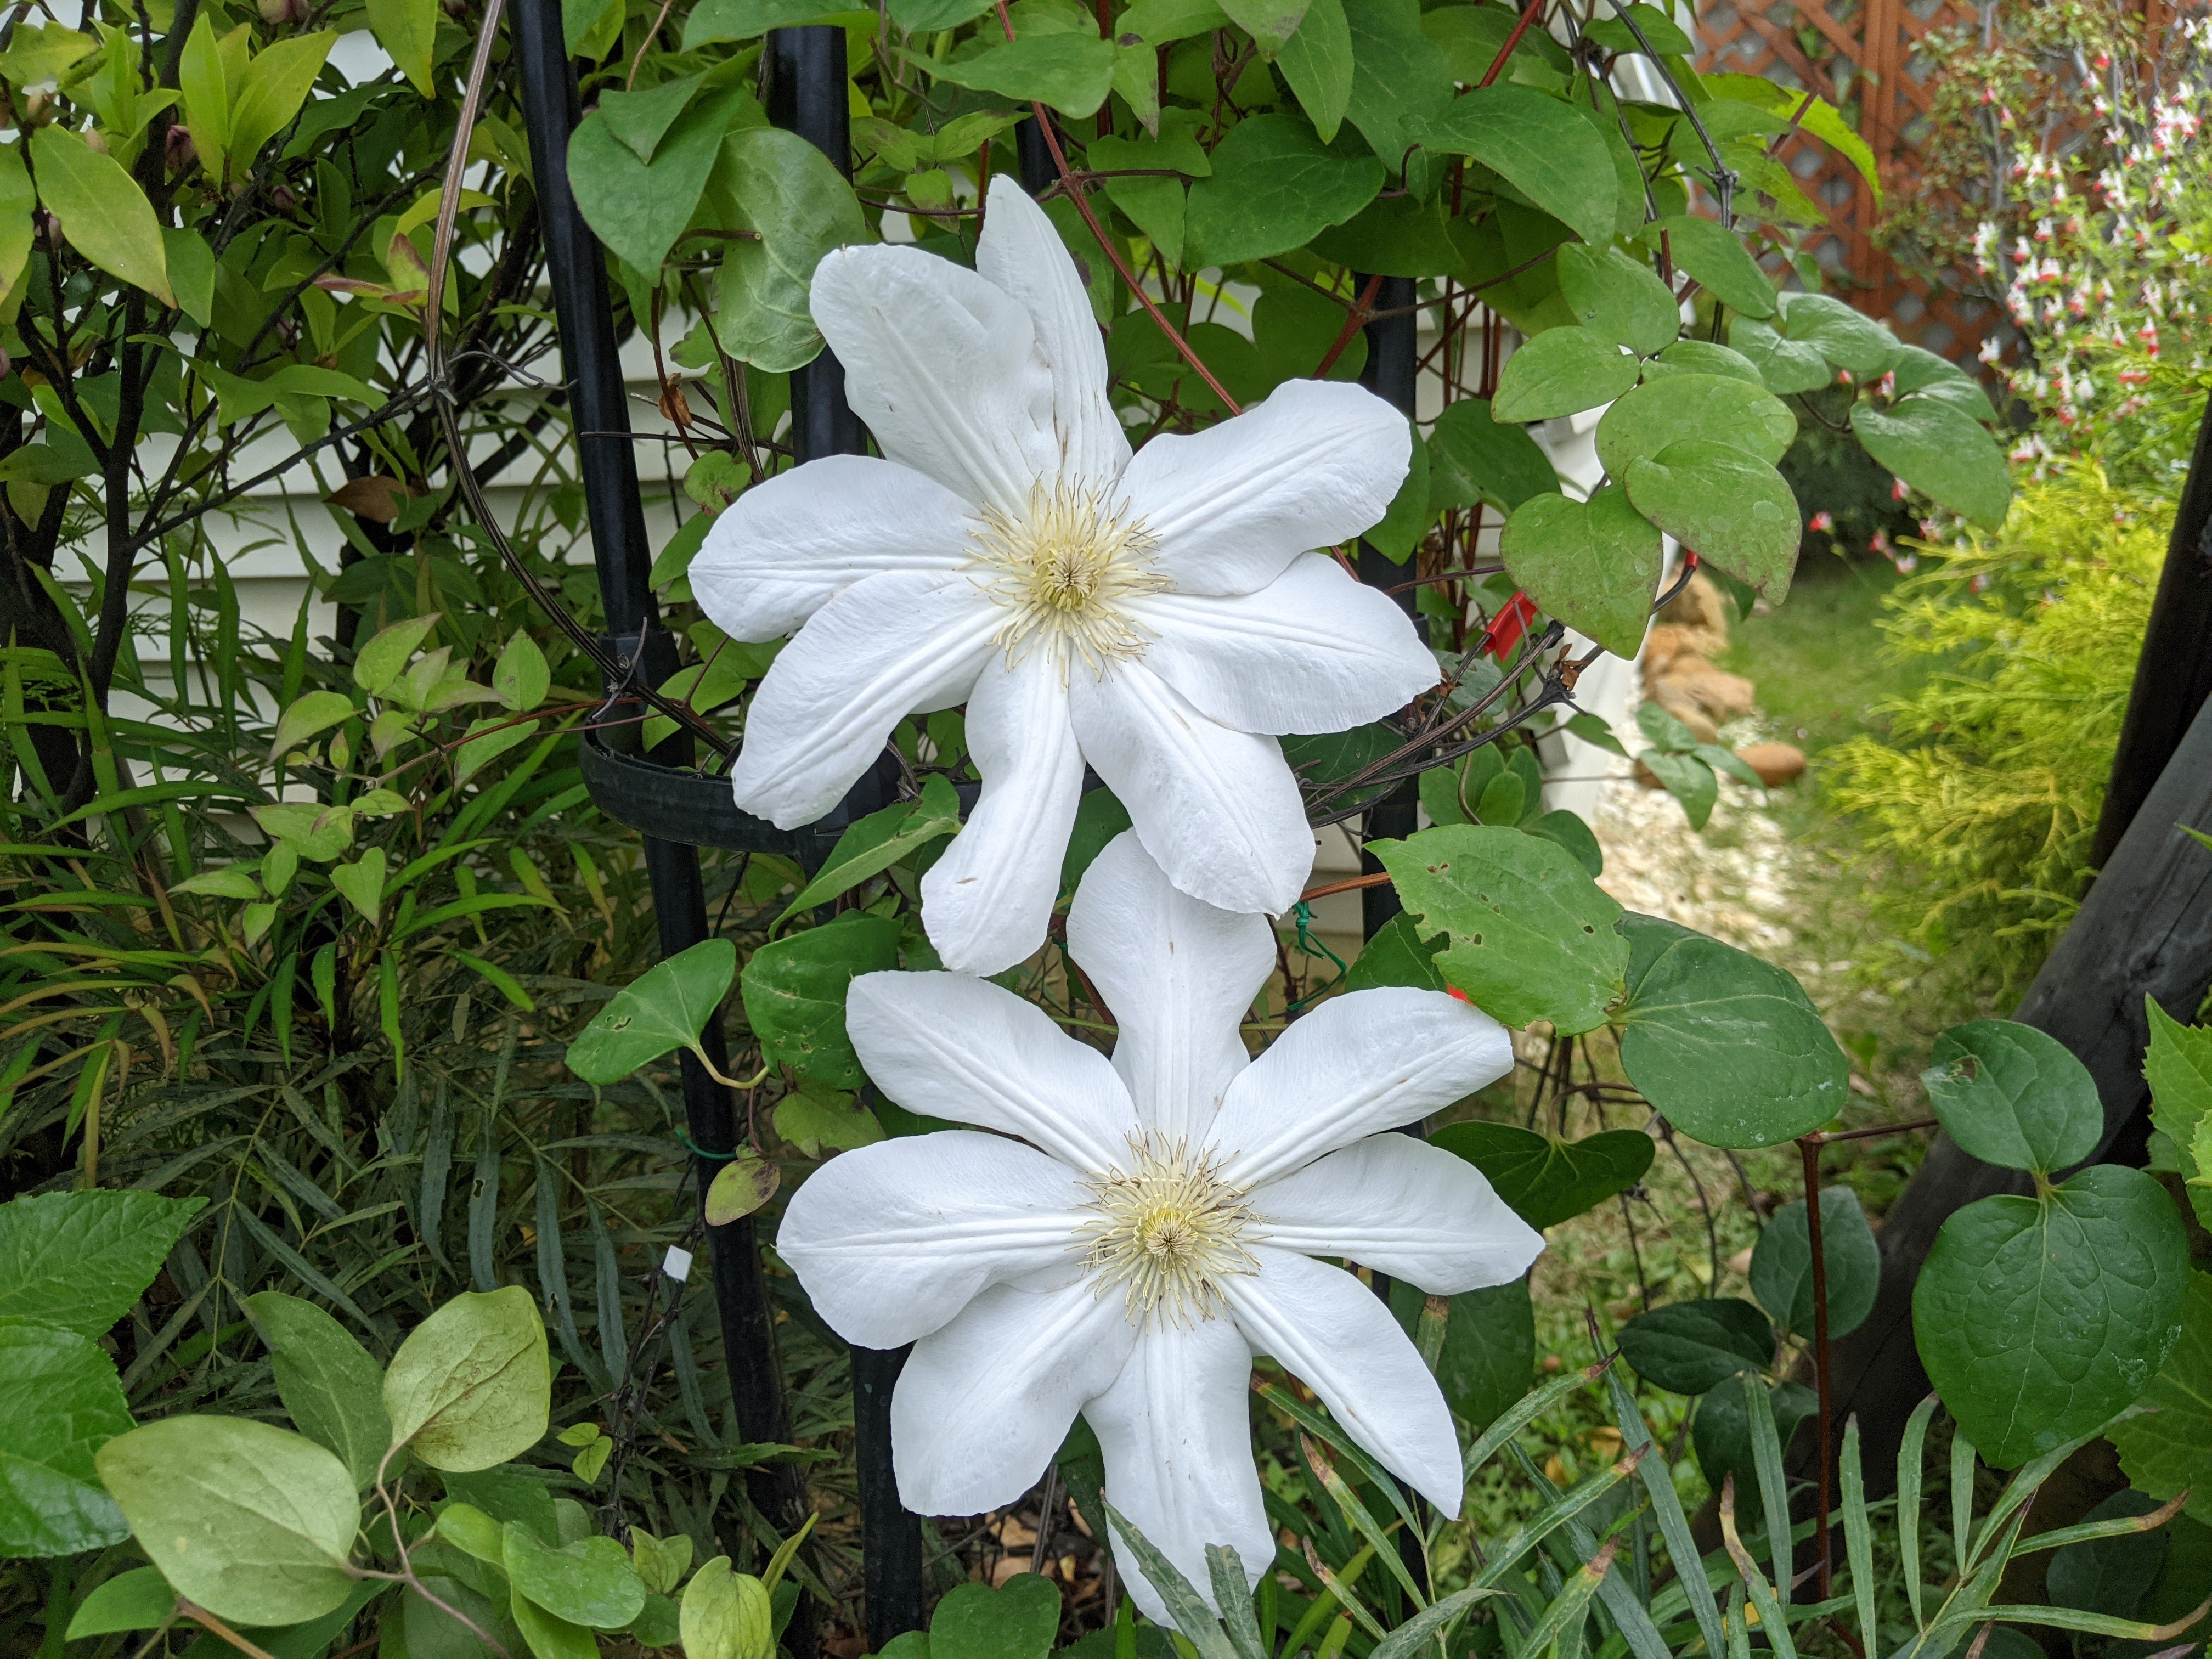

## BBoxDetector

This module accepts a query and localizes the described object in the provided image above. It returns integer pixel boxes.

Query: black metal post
[1358,275,1421,937]
[509,0,811,1578]
[768,24,929,1646]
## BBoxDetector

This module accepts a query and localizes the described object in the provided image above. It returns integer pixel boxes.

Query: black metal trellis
[1356,275,1421,942]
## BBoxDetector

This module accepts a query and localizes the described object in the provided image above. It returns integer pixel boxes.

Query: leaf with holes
[1613,912,1847,1148]
[1372,825,1627,1034]
[1922,1019,2102,1176]
[566,939,737,1085]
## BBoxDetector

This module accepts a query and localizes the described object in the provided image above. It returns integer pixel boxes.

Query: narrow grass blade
[1717,1477,1797,1659]
[1518,1538,1618,1656]
[1301,1534,1389,1645]
[1302,1435,1425,1609]
[1606,1364,1725,1659]
[1467,1359,1614,1485]
[1257,1380,1423,1540]
[1203,1546,1268,1659]
[1369,1583,1505,1659]
[1475,1447,1646,1589]
[1103,1500,1242,1659]
[587,1197,627,1381]
[1898,1393,1938,1629]
[1743,1376,1793,1612]
[1967,1598,2212,1643]
[1950,1421,1976,1572]
[1840,1417,1877,1658]
[2013,1491,2190,1556]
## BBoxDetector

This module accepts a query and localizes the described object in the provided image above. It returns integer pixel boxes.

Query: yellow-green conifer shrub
[1824,466,2170,994]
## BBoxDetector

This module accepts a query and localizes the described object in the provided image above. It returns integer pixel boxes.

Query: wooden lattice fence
[1692,0,2188,363]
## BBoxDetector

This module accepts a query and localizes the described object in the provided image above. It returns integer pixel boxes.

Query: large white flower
[776,832,1543,1621]
[692,178,1431,975]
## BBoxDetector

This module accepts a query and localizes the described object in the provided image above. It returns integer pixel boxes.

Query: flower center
[969,481,1166,673]
[1076,1136,1258,1325]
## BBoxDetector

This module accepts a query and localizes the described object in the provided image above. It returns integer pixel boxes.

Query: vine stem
[994,1,1243,415]
[177,1605,281,1659]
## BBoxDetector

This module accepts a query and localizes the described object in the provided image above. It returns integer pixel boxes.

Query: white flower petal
[811,243,1059,514]
[893,1280,1137,1516]
[1126,554,1440,736]
[1210,989,1514,1189]
[1068,664,1313,916]
[727,571,999,829]
[1117,379,1411,597]
[847,971,1139,1172]
[921,651,1085,976]
[1065,830,1273,1142]
[977,178,1128,486]
[689,456,977,642]
[775,1131,1087,1349]
[1225,1247,1463,1515]
[1251,1135,1543,1294]
[1085,1316,1270,1623]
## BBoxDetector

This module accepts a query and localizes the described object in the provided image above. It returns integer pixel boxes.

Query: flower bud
[165,125,197,172]
[270,183,298,212]
[82,128,108,154]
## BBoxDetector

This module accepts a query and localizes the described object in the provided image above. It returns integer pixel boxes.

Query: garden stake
[509,1,814,1631]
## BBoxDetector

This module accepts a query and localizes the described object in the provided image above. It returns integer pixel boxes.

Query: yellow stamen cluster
[968,481,1166,673]
[1077,1136,1259,1326]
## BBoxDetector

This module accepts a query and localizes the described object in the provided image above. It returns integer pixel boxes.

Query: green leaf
[1433,1277,1534,1429]
[1595,373,1796,473]
[1558,244,1680,357]
[2109,1270,2212,1527]
[1922,1019,2101,1176]
[95,1417,358,1626]
[353,612,441,696]
[1639,215,1774,318]
[1418,84,1616,248]
[504,1523,646,1630]
[2146,1000,2212,1229]
[0,1189,205,1337]
[229,32,336,173]
[1646,338,1765,385]
[1360,424,1431,562]
[512,1580,599,1659]
[1059,786,1133,899]
[1184,112,1383,267]
[1499,486,1661,658]
[704,1148,781,1225]
[1342,0,1455,173]
[1917,1164,2189,1467]
[1701,74,1878,205]
[1219,0,1312,57]
[568,85,744,276]
[493,630,550,712]
[270,689,357,760]
[1727,314,1830,394]
[0,143,36,302]
[1889,343,1997,420]
[1613,912,1846,1148]
[597,75,704,162]
[1852,394,2012,529]
[928,33,1118,117]
[712,126,869,373]
[740,912,902,1089]
[1583,2,1691,53]
[368,0,437,94]
[0,1318,131,1557]
[1276,0,1352,142]
[1639,747,1716,829]
[1491,325,1640,422]
[774,1081,887,1155]
[680,1557,774,1659]
[565,938,737,1085]
[1692,1375,1816,1499]
[1342,909,1447,993]
[244,1290,392,1489]
[1372,825,1628,1034]
[778,777,961,927]
[66,1566,178,1639]
[1427,396,1558,512]
[1777,290,1900,376]
[1430,1121,1654,1229]
[2045,1492,2170,1616]
[1748,1187,1880,1339]
[1616,1297,1772,1393]
[682,0,848,41]
[928,1572,1064,1658]
[178,17,235,182]
[30,126,174,306]
[0,22,98,87]
[382,1286,551,1472]
[630,1527,694,1596]
[1623,439,1801,602]
[1527,807,1602,876]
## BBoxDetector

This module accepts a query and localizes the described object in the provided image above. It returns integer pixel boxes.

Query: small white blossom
[776,833,1541,1620]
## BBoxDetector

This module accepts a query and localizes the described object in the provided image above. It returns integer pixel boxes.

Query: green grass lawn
[1716,549,1928,756]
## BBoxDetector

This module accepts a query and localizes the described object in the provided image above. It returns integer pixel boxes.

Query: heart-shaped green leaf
[1922,1018,2101,1176]
[1748,1186,1881,1339]
[566,939,737,1085]
[330,848,386,925]
[1615,1297,1773,1395]
[704,1149,781,1226]
[1429,1120,1655,1229]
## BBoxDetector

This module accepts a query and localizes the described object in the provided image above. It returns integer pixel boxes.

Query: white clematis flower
[776,832,1544,1621]
[691,178,1431,975]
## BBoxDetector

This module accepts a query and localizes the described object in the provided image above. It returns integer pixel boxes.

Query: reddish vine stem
[995,1,1244,414]
[1313,272,1385,378]
[1477,0,1548,88]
